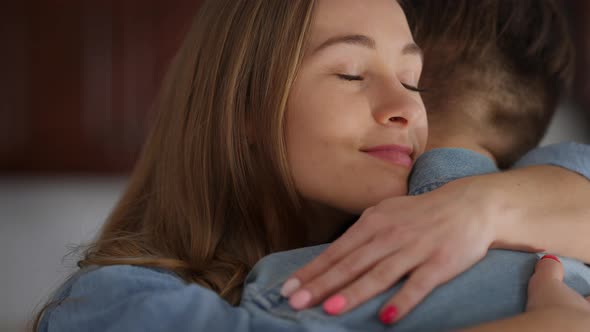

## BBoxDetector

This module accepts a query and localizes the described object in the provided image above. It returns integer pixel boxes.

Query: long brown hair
[33,0,317,329]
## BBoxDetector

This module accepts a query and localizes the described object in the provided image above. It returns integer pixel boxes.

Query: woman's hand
[460,255,590,332]
[526,255,590,314]
[280,177,509,324]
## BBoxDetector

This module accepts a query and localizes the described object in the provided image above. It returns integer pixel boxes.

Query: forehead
[308,0,413,52]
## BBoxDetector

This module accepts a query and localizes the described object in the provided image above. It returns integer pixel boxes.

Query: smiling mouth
[364,150,413,168]
[360,145,414,169]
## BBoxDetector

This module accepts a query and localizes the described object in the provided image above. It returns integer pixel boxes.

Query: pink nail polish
[379,305,398,324]
[289,289,312,310]
[323,294,347,315]
[540,254,561,264]
[280,278,301,297]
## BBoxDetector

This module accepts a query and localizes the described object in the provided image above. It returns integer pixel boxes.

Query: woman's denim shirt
[39,142,590,332]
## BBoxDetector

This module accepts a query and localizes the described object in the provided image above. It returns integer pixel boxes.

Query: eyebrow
[312,34,423,62]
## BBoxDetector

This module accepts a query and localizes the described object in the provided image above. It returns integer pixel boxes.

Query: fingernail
[379,305,398,325]
[280,278,301,297]
[323,294,347,315]
[541,254,561,264]
[289,289,311,310]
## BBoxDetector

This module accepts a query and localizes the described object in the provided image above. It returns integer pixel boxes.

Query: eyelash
[336,74,426,93]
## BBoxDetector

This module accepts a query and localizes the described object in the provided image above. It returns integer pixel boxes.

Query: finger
[288,235,406,310]
[527,254,563,307]
[532,254,564,281]
[320,249,425,316]
[526,254,588,312]
[527,254,564,310]
[281,208,379,297]
[378,261,449,324]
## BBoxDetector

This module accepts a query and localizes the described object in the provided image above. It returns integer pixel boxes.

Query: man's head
[403,0,575,168]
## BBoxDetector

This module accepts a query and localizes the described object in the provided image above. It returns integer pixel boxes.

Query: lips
[361,145,413,169]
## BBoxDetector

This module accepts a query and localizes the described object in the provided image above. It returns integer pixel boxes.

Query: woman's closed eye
[336,74,426,93]
[336,74,364,81]
[401,83,426,93]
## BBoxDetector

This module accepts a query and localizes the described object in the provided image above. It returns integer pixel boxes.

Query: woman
[280,0,590,325]
[33,0,590,330]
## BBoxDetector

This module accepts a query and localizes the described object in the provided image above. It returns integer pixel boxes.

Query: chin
[373,180,408,197]
[345,188,408,214]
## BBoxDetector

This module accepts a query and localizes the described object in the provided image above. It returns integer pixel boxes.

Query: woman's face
[286,0,427,218]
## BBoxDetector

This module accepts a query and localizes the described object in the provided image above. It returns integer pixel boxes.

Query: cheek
[412,104,429,154]
[285,90,344,181]
[286,81,363,151]
[415,121,429,154]
[285,107,409,214]
[284,77,410,214]
[285,87,357,209]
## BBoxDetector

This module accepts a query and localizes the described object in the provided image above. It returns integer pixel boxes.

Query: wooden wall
[569,0,590,111]
[0,1,587,174]
[0,0,201,174]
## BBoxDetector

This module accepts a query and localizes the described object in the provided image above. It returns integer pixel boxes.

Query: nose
[371,80,424,128]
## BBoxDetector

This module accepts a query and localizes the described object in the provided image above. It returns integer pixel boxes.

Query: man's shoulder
[245,244,329,290]
[52,264,183,305]
[409,148,498,195]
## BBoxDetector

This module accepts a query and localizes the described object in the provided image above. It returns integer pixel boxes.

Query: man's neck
[426,137,497,165]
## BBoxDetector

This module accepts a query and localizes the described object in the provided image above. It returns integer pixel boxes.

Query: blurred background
[1,1,589,331]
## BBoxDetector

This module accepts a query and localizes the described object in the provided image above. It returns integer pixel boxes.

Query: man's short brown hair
[402,0,575,168]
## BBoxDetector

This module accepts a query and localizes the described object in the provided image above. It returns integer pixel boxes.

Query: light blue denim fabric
[407,147,499,195]
[513,142,590,180]
[243,247,590,332]
[38,265,350,332]
[240,143,590,332]
[39,143,590,332]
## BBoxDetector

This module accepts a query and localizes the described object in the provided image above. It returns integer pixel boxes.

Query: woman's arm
[479,142,590,262]
[480,164,590,263]
[280,143,590,323]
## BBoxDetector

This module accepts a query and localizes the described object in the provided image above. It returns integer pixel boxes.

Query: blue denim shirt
[39,142,590,332]
[241,143,590,332]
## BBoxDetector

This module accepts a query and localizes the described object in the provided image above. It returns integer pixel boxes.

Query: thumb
[526,254,589,312]
[526,255,564,312]
[532,254,564,282]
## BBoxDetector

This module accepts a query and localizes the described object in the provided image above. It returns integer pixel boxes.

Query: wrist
[486,190,545,252]
[461,174,525,250]
[448,176,507,249]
